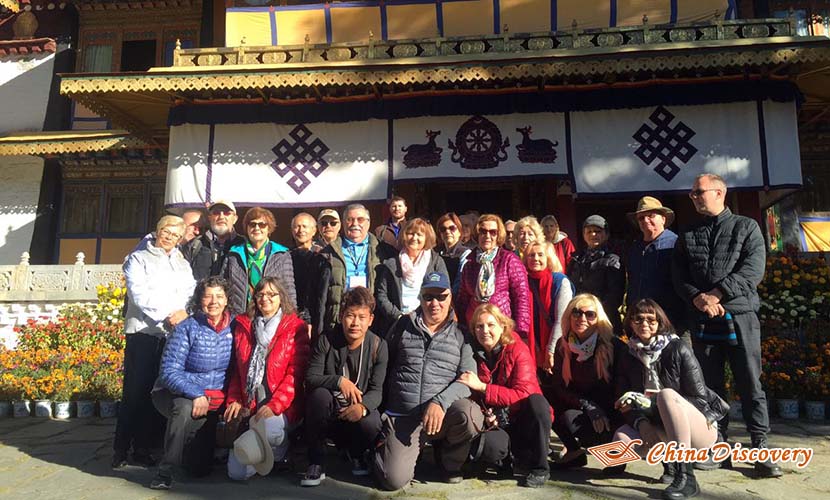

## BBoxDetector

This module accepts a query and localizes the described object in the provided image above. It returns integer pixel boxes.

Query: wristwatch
[362,405,368,417]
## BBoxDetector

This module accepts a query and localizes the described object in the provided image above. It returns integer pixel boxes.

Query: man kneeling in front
[374,271,482,490]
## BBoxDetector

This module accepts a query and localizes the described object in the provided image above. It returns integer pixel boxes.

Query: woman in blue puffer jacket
[150,276,234,490]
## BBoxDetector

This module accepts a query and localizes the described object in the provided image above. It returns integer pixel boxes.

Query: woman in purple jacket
[457,214,531,343]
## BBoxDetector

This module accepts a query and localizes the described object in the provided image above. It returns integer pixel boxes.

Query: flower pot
[805,401,825,421]
[728,400,742,420]
[54,401,72,420]
[34,400,52,418]
[12,400,31,418]
[776,398,799,420]
[98,400,118,418]
[0,401,10,418]
[75,400,96,419]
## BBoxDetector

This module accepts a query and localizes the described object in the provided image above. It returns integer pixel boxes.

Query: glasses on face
[159,228,182,240]
[689,188,718,199]
[633,315,659,326]
[571,308,598,321]
[320,220,339,227]
[637,213,660,222]
[248,221,269,229]
[210,209,233,217]
[479,228,498,238]
[346,217,368,224]
[441,224,458,233]
[255,291,278,300]
[422,292,450,303]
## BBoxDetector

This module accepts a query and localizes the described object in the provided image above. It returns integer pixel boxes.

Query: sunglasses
[248,221,269,229]
[571,308,598,321]
[441,224,458,233]
[422,292,450,303]
[479,228,499,237]
[320,220,339,227]
[689,188,719,198]
[633,316,658,326]
[210,209,233,216]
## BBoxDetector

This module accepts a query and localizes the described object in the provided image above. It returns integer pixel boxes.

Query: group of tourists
[113,173,781,498]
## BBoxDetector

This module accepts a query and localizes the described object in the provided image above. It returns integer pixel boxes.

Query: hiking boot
[300,464,326,487]
[149,473,172,490]
[523,470,549,488]
[752,438,783,478]
[550,450,587,470]
[662,463,699,500]
[659,462,676,484]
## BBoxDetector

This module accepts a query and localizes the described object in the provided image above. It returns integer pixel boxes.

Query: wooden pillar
[555,185,578,242]
[736,191,763,227]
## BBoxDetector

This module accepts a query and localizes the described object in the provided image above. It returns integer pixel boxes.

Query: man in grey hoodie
[374,271,482,490]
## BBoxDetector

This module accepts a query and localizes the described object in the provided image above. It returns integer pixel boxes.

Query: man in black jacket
[672,173,781,478]
[181,200,243,281]
[302,287,388,487]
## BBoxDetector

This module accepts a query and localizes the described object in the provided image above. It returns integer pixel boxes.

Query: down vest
[384,312,476,415]
[158,312,233,400]
[374,250,448,335]
[226,313,310,424]
[457,248,531,337]
[222,240,297,316]
[672,208,765,315]
[472,340,554,421]
[614,336,727,426]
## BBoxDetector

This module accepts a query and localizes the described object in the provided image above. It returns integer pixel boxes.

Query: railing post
[70,252,85,292]
[12,252,30,291]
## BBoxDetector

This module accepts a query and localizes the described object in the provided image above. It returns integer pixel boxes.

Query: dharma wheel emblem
[271,124,330,194]
[448,115,509,169]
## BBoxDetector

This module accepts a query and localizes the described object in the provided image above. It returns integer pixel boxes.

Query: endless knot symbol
[632,106,698,182]
[271,125,330,194]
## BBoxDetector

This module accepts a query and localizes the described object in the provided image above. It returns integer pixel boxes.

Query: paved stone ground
[0,417,828,500]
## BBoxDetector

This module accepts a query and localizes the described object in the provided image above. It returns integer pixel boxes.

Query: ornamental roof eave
[0,129,152,156]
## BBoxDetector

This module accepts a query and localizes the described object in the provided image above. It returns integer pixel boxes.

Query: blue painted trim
[799,216,830,222]
[756,100,770,189]
[550,0,557,32]
[670,0,678,24]
[206,124,215,203]
[269,7,278,46]
[609,0,617,28]
[799,221,810,251]
[227,0,469,12]
[493,0,500,34]
[380,1,388,40]
[436,0,444,37]
[324,4,333,44]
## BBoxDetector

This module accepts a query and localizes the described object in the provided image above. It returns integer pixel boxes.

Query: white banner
[166,120,389,206]
[393,113,568,180]
[570,101,801,193]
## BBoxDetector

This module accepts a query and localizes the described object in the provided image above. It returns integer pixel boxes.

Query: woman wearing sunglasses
[435,212,471,288]
[612,299,727,499]
[548,294,618,468]
[222,207,297,316]
[457,214,531,344]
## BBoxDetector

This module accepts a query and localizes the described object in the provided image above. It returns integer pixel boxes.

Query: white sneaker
[300,464,326,487]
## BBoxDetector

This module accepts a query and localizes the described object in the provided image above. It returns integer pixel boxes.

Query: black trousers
[475,394,552,474]
[693,311,769,443]
[304,386,383,466]
[151,389,217,478]
[552,408,612,451]
[113,333,166,455]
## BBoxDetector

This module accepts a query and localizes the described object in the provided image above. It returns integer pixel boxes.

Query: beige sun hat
[627,196,675,226]
[232,415,274,476]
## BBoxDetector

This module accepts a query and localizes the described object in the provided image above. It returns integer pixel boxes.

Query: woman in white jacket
[112,215,196,469]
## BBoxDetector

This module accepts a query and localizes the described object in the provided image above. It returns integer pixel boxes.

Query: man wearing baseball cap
[374,271,482,490]
[316,209,341,248]
[181,200,243,281]
[625,196,686,337]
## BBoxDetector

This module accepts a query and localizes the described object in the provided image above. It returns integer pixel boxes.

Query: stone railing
[173,17,797,67]
[0,252,123,348]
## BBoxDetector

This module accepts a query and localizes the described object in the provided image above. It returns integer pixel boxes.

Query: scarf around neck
[628,333,676,391]
[400,249,430,287]
[246,240,270,297]
[245,309,283,404]
[567,331,598,362]
[475,247,499,302]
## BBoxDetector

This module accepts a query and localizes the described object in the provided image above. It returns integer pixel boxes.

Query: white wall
[0,155,44,264]
[0,52,55,134]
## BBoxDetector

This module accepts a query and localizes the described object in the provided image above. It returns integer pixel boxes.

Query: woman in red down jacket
[224,277,310,480]
[459,303,553,489]
[457,214,531,341]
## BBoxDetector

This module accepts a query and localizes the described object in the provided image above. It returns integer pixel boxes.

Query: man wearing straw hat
[625,196,686,338]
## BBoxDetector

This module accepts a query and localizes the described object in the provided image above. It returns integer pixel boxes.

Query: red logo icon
[587,439,643,468]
